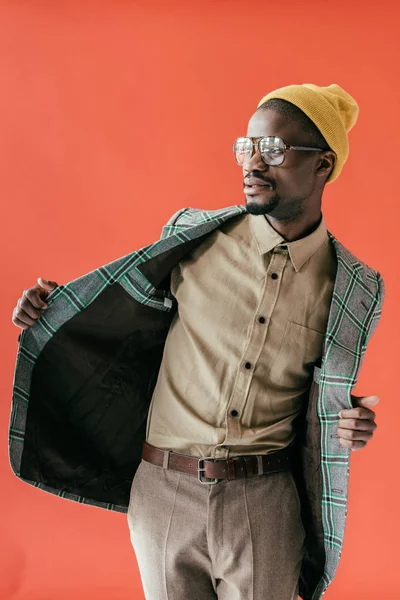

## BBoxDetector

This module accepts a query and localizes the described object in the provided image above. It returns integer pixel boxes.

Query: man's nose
[243,146,269,175]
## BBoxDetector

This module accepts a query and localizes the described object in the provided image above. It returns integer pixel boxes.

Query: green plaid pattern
[9,204,384,600]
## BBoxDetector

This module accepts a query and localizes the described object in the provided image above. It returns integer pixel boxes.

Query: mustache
[244,175,275,189]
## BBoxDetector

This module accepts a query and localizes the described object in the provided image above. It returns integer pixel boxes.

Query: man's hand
[12,277,58,330]
[337,395,379,451]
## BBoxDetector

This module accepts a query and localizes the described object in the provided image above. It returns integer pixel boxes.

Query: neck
[265,210,323,242]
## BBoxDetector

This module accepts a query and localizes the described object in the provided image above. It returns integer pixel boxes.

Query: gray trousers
[127,459,305,600]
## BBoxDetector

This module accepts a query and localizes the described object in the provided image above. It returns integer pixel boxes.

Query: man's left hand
[337,395,379,451]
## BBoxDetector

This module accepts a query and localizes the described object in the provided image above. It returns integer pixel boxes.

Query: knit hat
[256,84,359,183]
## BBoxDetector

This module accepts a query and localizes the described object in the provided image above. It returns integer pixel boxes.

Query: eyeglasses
[233,136,325,167]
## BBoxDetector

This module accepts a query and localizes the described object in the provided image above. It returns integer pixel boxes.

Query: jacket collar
[165,203,361,274]
[145,204,361,284]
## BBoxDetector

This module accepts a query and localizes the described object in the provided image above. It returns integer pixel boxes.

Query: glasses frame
[233,136,326,167]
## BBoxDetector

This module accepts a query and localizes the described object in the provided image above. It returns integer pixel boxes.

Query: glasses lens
[259,137,285,165]
[233,137,253,165]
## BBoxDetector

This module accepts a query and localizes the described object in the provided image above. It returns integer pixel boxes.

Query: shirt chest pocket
[269,321,325,393]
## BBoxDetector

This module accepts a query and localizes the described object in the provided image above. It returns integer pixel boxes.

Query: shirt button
[244,361,252,369]
[230,410,239,418]
[271,273,278,279]
[258,316,265,324]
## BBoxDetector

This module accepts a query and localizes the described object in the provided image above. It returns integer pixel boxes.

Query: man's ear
[316,151,336,180]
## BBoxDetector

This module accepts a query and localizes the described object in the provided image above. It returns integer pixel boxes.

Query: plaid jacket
[9,204,384,600]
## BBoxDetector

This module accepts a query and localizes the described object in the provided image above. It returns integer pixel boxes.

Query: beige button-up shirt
[146,212,337,459]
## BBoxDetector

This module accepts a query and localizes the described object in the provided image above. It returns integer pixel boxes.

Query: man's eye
[264,148,282,155]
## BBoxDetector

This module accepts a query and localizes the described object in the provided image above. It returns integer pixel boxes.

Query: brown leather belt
[142,442,295,484]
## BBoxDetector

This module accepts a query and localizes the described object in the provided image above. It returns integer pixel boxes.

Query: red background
[0,1,398,598]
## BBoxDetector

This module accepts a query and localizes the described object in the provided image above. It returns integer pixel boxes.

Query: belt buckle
[198,457,219,485]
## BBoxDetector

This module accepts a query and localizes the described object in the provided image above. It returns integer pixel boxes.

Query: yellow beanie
[257,84,359,183]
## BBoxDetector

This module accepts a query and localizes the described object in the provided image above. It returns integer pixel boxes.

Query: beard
[245,193,280,215]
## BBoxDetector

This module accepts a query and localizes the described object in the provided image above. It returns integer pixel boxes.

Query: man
[10,83,384,600]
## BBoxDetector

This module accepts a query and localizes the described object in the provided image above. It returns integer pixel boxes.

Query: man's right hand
[12,277,58,330]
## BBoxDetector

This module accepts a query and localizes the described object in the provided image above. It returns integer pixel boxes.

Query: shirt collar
[248,212,328,272]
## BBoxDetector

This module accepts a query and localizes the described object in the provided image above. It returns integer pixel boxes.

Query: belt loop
[257,455,263,475]
[243,456,253,477]
[162,450,171,470]
[227,458,236,480]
